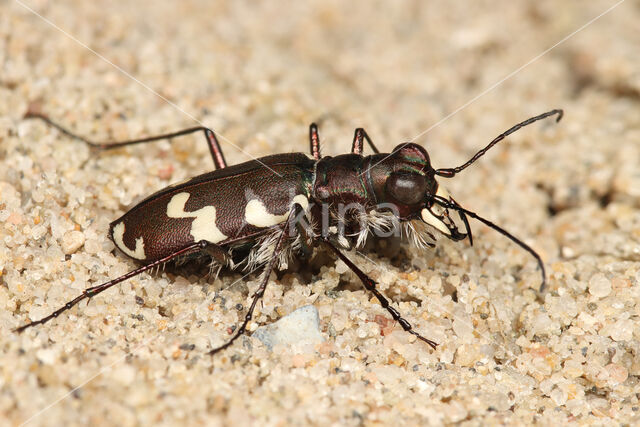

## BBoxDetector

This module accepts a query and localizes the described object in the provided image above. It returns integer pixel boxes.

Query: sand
[1,0,639,425]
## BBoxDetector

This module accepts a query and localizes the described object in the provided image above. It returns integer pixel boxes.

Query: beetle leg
[14,240,209,333]
[289,202,314,259]
[324,241,438,350]
[208,209,294,355]
[351,127,380,155]
[309,123,321,160]
[23,110,227,170]
[204,242,232,265]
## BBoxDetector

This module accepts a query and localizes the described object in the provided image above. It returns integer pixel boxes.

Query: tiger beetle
[15,108,563,354]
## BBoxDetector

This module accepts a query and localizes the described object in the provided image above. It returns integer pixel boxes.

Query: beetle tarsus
[324,240,438,351]
[14,241,206,333]
[208,211,293,355]
[23,109,227,169]
[433,195,547,292]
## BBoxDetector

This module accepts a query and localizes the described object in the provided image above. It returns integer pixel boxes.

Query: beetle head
[364,110,563,290]
[369,143,467,241]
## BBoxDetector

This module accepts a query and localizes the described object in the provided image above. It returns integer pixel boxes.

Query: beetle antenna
[435,109,563,178]
[433,195,546,292]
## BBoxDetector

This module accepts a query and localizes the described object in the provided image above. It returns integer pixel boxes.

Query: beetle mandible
[15,109,563,354]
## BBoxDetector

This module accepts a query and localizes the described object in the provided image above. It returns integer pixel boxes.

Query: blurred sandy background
[1,0,639,425]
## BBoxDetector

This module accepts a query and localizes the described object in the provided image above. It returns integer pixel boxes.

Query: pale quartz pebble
[563,359,584,378]
[447,275,461,287]
[428,275,442,291]
[550,386,568,406]
[6,212,22,225]
[31,224,47,240]
[36,348,58,365]
[588,273,612,298]
[83,237,102,254]
[454,344,483,366]
[61,230,85,254]
[484,392,510,411]
[609,319,634,342]
[28,306,51,323]
[334,259,348,274]
[330,307,348,332]
[415,379,435,394]
[31,189,45,203]
[480,344,495,359]
[356,323,375,339]
[602,363,628,386]
[373,364,404,386]
[540,377,557,395]
[193,335,210,351]
[340,357,360,373]
[515,335,530,347]
[444,401,467,422]
[452,307,473,341]
[531,312,555,335]
[112,365,136,385]
[252,305,323,351]
[577,312,598,328]
[439,347,454,364]
[195,302,210,321]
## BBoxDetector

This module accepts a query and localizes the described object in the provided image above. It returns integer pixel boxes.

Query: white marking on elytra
[167,192,228,243]
[112,222,147,260]
[245,194,309,228]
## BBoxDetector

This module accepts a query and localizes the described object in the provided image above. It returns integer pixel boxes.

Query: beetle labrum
[15,109,563,354]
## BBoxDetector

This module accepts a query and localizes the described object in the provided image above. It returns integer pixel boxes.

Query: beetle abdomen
[109,153,315,262]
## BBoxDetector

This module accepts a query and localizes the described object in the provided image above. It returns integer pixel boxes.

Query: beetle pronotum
[15,108,563,354]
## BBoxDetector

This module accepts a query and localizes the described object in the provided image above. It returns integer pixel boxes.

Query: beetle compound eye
[385,172,427,205]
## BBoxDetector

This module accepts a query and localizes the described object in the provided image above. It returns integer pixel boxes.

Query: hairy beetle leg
[290,202,315,259]
[208,207,299,355]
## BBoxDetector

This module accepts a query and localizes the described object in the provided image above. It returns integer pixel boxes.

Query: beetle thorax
[313,154,375,207]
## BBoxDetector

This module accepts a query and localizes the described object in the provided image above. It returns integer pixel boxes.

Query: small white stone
[609,319,633,342]
[452,308,473,341]
[604,363,628,385]
[550,387,568,406]
[36,348,58,365]
[531,312,555,335]
[334,260,349,274]
[112,365,136,385]
[588,273,611,298]
[252,305,324,352]
[61,230,85,254]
